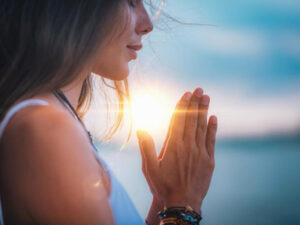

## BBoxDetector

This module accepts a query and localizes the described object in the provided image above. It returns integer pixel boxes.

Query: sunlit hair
[0,0,166,148]
[98,0,167,147]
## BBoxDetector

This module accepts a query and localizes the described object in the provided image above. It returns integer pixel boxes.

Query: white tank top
[0,99,145,225]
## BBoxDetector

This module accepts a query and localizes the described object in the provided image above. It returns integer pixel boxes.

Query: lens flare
[130,90,173,134]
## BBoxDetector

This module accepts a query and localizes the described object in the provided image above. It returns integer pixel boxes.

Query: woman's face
[92,0,153,80]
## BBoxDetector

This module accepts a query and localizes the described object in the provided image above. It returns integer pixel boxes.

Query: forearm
[145,198,164,225]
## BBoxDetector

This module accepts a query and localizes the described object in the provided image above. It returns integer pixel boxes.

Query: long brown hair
[0,0,167,147]
[0,0,133,141]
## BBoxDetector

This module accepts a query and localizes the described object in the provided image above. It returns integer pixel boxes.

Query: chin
[114,69,129,81]
[95,65,129,81]
[100,69,129,81]
[111,66,130,81]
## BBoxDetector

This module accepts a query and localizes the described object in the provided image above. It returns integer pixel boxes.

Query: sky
[85,0,300,147]
[84,1,300,220]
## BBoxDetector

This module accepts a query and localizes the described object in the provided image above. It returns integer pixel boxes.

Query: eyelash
[129,0,138,8]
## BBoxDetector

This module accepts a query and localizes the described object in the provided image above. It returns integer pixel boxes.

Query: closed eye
[129,0,139,8]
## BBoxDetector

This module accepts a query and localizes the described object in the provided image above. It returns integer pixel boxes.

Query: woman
[0,0,218,224]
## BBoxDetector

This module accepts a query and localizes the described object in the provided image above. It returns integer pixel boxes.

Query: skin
[0,0,217,224]
[138,89,217,224]
[91,0,153,80]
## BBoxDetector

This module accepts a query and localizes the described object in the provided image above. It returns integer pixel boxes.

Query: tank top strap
[0,99,49,139]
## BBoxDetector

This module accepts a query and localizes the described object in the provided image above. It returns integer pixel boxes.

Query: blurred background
[84,0,300,224]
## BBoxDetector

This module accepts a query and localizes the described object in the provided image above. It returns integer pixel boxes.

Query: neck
[59,76,86,110]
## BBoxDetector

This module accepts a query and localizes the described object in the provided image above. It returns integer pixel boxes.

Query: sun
[130,89,173,133]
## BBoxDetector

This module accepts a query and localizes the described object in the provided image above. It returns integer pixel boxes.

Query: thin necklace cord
[53,90,94,146]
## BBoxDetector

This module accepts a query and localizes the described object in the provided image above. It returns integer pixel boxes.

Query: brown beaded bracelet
[160,217,197,225]
[158,205,202,225]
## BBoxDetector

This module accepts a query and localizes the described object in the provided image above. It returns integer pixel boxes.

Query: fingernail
[201,95,210,105]
[211,116,217,124]
[184,92,192,101]
[195,88,203,97]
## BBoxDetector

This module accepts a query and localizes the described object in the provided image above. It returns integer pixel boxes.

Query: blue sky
[85,1,300,219]
[143,0,300,94]
[86,0,300,146]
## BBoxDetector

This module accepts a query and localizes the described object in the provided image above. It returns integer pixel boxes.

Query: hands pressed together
[137,87,218,214]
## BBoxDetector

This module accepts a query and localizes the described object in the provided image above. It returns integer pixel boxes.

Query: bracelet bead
[158,205,202,225]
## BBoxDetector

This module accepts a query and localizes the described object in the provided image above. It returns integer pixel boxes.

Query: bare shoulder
[0,104,114,224]
[1,103,90,160]
[3,102,83,141]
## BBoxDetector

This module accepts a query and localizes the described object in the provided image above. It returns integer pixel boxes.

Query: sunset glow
[130,89,173,133]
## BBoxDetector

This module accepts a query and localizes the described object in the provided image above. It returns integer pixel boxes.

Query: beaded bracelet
[158,205,202,225]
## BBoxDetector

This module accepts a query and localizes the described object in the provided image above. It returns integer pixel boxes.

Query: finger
[183,88,203,143]
[169,92,192,141]
[137,131,159,196]
[196,95,210,148]
[206,115,218,159]
[159,112,175,159]
[137,130,158,173]
[137,131,147,173]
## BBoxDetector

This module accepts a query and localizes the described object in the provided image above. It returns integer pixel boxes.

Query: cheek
[91,45,130,80]
[91,11,135,80]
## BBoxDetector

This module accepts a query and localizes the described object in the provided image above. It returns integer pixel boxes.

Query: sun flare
[130,90,173,133]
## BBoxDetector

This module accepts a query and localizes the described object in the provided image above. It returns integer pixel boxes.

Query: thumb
[136,130,158,170]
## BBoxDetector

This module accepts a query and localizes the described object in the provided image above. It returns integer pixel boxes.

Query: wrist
[152,197,164,210]
[164,199,202,215]
[158,206,202,225]
[145,197,164,225]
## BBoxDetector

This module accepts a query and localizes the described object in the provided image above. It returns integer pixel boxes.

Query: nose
[136,8,153,35]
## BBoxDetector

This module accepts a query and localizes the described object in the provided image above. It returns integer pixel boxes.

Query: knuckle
[190,113,198,123]
[198,107,208,115]
[199,123,206,133]
[197,127,205,138]
[198,113,207,121]
[207,159,215,170]
[184,141,197,151]
[198,150,206,159]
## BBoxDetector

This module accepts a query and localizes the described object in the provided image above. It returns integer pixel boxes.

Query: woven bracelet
[158,205,202,225]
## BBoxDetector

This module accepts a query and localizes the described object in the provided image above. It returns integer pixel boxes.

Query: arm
[0,105,115,225]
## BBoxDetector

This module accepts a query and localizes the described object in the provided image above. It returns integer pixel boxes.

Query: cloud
[205,83,300,138]
[191,28,265,56]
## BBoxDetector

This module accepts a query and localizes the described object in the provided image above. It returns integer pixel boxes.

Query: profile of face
[92,0,153,81]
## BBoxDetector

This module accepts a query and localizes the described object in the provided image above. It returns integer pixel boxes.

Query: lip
[127,44,142,59]
[127,44,143,51]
